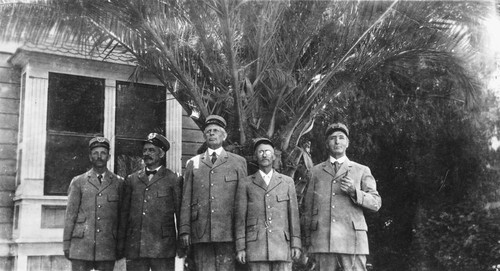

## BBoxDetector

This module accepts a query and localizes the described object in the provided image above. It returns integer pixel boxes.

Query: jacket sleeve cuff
[179,225,190,236]
[291,236,302,249]
[235,237,246,251]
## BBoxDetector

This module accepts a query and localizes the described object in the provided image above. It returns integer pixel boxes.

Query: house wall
[0,45,205,270]
[0,51,18,270]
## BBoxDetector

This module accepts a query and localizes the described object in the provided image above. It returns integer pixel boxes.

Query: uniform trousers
[192,242,243,271]
[70,259,115,271]
[314,253,367,271]
[126,257,175,271]
[248,261,292,271]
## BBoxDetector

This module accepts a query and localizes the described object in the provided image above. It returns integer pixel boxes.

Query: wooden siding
[0,52,18,243]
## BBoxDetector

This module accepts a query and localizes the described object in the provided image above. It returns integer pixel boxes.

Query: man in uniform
[121,133,183,271]
[63,136,125,271]
[180,115,248,271]
[303,123,382,271]
[235,138,301,271]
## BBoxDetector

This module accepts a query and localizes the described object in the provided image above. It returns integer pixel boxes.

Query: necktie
[97,174,103,184]
[333,161,340,173]
[211,152,217,164]
[146,169,157,176]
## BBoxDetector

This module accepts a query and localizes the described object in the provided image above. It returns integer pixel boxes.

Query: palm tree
[0,0,492,168]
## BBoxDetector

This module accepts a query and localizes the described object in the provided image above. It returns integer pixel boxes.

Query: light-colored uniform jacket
[235,171,301,262]
[121,166,182,259]
[303,158,381,255]
[180,149,247,243]
[63,169,125,261]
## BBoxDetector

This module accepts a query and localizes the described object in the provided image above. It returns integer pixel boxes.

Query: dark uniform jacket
[303,158,381,255]
[63,169,125,261]
[121,166,183,259]
[180,149,247,244]
[235,171,301,262]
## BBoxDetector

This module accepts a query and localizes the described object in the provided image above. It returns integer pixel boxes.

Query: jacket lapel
[98,170,113,192]
[266,171,282,192]
[322,160,336,178]
[334,159,351,179]
[86,170,100,190]
[138,169,149,186]
[201,151,212,168]
[212,149,228,169]
[147,167,166,186]
[252,173,268,191]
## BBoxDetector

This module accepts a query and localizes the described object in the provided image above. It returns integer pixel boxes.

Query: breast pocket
[224,173,238,182]
[107,194,119,202]
[158,189,169,198]
[276,193,290,202]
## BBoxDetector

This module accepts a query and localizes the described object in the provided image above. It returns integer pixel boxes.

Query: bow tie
[145,169,157,176]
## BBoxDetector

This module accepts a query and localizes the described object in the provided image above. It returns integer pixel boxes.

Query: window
[114,81,166,177]
[44,73,104,195]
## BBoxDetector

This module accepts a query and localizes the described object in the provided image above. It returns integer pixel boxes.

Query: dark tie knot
[211,152,217,164]
[146,169,157,176]
[97,174,103,183]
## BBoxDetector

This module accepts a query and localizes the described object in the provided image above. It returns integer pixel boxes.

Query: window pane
[44,134,92,195]
[115,81,166,139]
[114,138,144,177]
[47,73,104,134]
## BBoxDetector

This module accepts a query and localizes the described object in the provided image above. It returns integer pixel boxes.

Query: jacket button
[332,193,336,195]
[211,196,215,200]
[97,229,101,232]
[98,205,102,208]
[144,200,147,203]
[98,193,102,197]
[269,230,272,233]
[145,188,149,191]
[268,217,271,221]
[211,184,214,186]
[332,205,335,208]
[332,219,336,222]
[142,212,146,215]
[211,210,215,213]
[97,217,101,220]
[266,194,269,197]
[333,181,337,184]
[267,206,271,209]
[211,171,214,174]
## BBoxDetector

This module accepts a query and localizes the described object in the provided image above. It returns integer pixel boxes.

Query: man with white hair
[180,115,248,271]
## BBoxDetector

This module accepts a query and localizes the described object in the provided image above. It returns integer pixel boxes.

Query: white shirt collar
[146,165,162,172]
[208,147,223,157]
[259,169,273,185]
[92,170,106,178]
[329,155,347,164]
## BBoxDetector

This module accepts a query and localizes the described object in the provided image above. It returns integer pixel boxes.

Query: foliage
[307,67,500,270]
[1,1,500,270]
[0,0,492,155]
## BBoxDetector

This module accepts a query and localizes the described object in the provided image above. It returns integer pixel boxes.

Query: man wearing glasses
[235,138,301,271]
[180,115,248,271]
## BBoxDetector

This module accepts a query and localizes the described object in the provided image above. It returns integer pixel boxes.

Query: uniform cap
[89,136,110,150]
[253,137,274,152]
[325,123,349,137]
[144,133,170,152]
[204,115,227,129]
